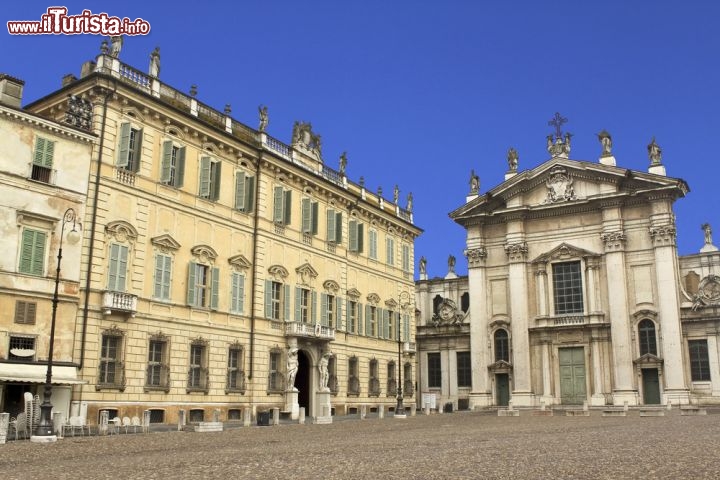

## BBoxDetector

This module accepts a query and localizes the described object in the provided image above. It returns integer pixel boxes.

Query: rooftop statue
[258,105,268,132]
[597,130,612,156]
[648,137,662,165]
[149,47,161,78]
[507,147,518,172]
[109,35,123,58]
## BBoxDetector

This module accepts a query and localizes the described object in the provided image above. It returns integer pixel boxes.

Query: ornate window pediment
[531,242,599,264]
[149,331,168,342]
[384,299,398,310]
[632,309,658,321]
[191,336,208,346]
[488,360,513,373]
[633,353,663,367]
[190,245,218,264]
[366,293,381,304]
[150,234,181,253]
[268,264,289,280]
[347,288,362,299]
[228,254,252,271]
[296,262,318,285]
[105,220,138,244]
[323,280,340,294]
[102,324,125,337]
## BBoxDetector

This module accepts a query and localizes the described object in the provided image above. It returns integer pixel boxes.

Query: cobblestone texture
[1,411,719,479]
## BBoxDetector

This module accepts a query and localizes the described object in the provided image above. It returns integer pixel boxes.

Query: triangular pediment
[633,353,663,366]
[532,242,600,264]
[228,254,252,270]
[451,157,688,225]
[150,234,181,251]
[488,360,513,373]
[295,263,318,279]
[347,288,362,299]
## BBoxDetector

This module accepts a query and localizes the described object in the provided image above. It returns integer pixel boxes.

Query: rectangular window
[230,272,245,314]
[99,334,123,387]
[301,198,319,235]
[688,339,711,381]
[227,346,245,392]
[369,360,380,396]
[388,311,396,341]
[273,186,292,225]
[386,237,395,266]
[146,339,168,389]
[199,156,222,201]
[295,287,315,324]
[19,228,46,276]
[369,229,378,260]
[117,123,143,172]
[188,343,208,391]
[186,262,220,309]
[160,141,186,187]
[348,357,360,395]
[321,293,341,328]
[402,313,410,342]
[153,254,172,300]
[268,350,283,392]
[402,244,410,272]
[348,220,364,253]
[265,280,290,321]
[326,209,343,243]
[457,351,472,387]
[387,362,397,396]
[427,352,442,388]
[234,171,255,213]
[347,300,358,334]
[552,261,584,314]
[31,136,54,183]
[14,301,37,325]
[8,335,35,361]
[366,305,378,337]
[107,243,129,291]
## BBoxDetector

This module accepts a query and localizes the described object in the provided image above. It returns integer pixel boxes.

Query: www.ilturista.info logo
[7,7,151,35]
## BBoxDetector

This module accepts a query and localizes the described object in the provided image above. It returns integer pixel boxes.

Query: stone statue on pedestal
[286,347,299,391]
[648,137,662,165]
[597,130,612,156]
[109,36,123,58]
[149,47,161,78]
[507,147,519,172]
[318,352,331,392]
[258,105,268,132]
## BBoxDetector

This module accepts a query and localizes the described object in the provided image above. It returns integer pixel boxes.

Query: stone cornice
[0,104,96,143]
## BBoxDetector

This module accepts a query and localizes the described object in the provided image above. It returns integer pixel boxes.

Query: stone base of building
[468,392,493,410]
[509,391,535,407]
[612,390,639,406]
[30,435,57,443]
[590,394,607,407]
[285,390,299,420]
[663,389,690,406]
[314,391,332,424]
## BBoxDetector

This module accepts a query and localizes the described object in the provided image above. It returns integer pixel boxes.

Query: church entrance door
[496,374,510,406]
[641,368,661,404]
[559,347,586,405]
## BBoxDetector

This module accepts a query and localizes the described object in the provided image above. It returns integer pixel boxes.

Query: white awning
[0,363,86,385]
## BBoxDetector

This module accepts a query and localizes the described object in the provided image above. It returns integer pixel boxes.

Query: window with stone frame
[98,328,125,390]
[427,352,441,389]
[272,186,292,225]
[14,300,37,325]
[365,305,379,337]
[268,349,284,393]
[234,170,255,213]
[160,140,186,188]
[226,343,246,394]
[19,228,47,276]
[265,278,290,321]
[107,243,129,292]
[348,219,364,253]
[295,286,316,324]
[385,236,395,266]
[386,361,397,396]
[31,136,54,183]
[117,122,143,172]
[321,288,342,329]
[230,272,246,314]
[688,339,711,382]
[368,359,380,396]
[187,339,209,393]
[368,228,378,260]
[494,329,510,362]
[347,299,359,334]
[187,261,220,309]
[198,155,222,201]
[326,207,343,244]
[552,261,584,315]
[638,319,658,356]
[347,356,360,396]
[145,334,170,392]
[401,243,410,273]
[457,351,472,388]
[404,362,414,398]
[153,253,172,301]
[8,335,36,361]
[301,197,319,236]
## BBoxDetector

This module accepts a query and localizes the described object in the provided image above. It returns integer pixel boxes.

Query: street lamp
[33,208,79,441]
[395,293,409,418]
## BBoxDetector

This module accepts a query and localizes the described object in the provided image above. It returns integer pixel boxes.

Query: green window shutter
[312,202,319,235]
[326,209,336,242]
[283,285,291,321]
[402,245,410,272]
[365,305,372,336]
[34,137,54,167]
[335,212,342,244]
[117,123,131,167]
[212,162,221,201]
[210,267,220,309]
[386,238,392,265]
[132,129,143,172]
[345,299,351,331]
[312,291,318,324]
[235,171,246,210]
[403,314,410,342]
[295,287,302,322]
[245,176,255,213]
[237,274,245,314]
[264,280,272,318]
[273,187,283,222]
[357,302,364,335]
[108,244,127,291]
[302,198,311,233]
[162,255,171,299]
[20,229,45,276]
[187,262,197,306]
[357,223,364,252]
[43,139,55,168]
[349,220,358,251]
[153,254,164,298]
[199,156,211,198]
[161,141,172,182]
[321,293,328,326]
[108,244,118,289]
[118,245,128,291]
[336,297,343,330]
[383,310,390,339]
[231,273,239,311]
[284,191,292,225]
[176,147,186,187]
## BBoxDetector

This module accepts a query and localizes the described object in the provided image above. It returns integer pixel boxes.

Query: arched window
[494,329,509,362]
[638,319,657,356]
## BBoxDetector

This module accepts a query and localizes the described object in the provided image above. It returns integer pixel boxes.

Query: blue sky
[3,1,719,279]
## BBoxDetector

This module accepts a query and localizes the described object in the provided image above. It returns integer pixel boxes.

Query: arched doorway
[296,350,311,413]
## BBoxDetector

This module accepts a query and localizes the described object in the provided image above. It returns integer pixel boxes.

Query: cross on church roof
[548,112,568,138]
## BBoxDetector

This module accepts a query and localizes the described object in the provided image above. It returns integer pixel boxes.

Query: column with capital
[465,237,492,408]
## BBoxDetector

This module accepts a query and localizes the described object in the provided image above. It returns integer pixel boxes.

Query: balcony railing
[285,322,335,341]
[387,378,397,396]
[348,375,360,396]
[30,164,53,184]
[102,291,138,317]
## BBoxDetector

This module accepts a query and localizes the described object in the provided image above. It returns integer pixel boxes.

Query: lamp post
[33,208,79,441]
[395,294,409,418]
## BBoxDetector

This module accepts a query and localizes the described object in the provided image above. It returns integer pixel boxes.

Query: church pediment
[633,353,663,367]
[532,242,600,264]
[451,158,688,225]
[488,360,513,373]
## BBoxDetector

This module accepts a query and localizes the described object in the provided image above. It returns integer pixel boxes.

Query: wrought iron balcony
[284,321,335,341]
[102,291,138,317]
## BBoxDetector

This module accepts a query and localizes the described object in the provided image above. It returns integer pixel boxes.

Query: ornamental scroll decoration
[543,166,576,204]
[692,274,720,311]
[504,242,528,262]
[600,231,626,252]
[431,298,465,326]
[465,247,488,267]
[649,226,677,246]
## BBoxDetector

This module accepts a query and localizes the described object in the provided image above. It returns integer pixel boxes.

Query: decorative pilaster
[535,261,548,317]
[505,240,533,406]
[465,246,487,268]
[649,226,677,247]
[600,230,626,252]
[585,257,601,313]
[504,242,528,263]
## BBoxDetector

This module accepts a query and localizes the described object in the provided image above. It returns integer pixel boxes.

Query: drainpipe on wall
[248,153,263,381]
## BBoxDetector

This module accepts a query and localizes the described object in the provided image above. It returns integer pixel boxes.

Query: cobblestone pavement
[1,411,720,479]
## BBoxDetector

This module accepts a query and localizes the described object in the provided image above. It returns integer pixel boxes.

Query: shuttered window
[19,229,46,276]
